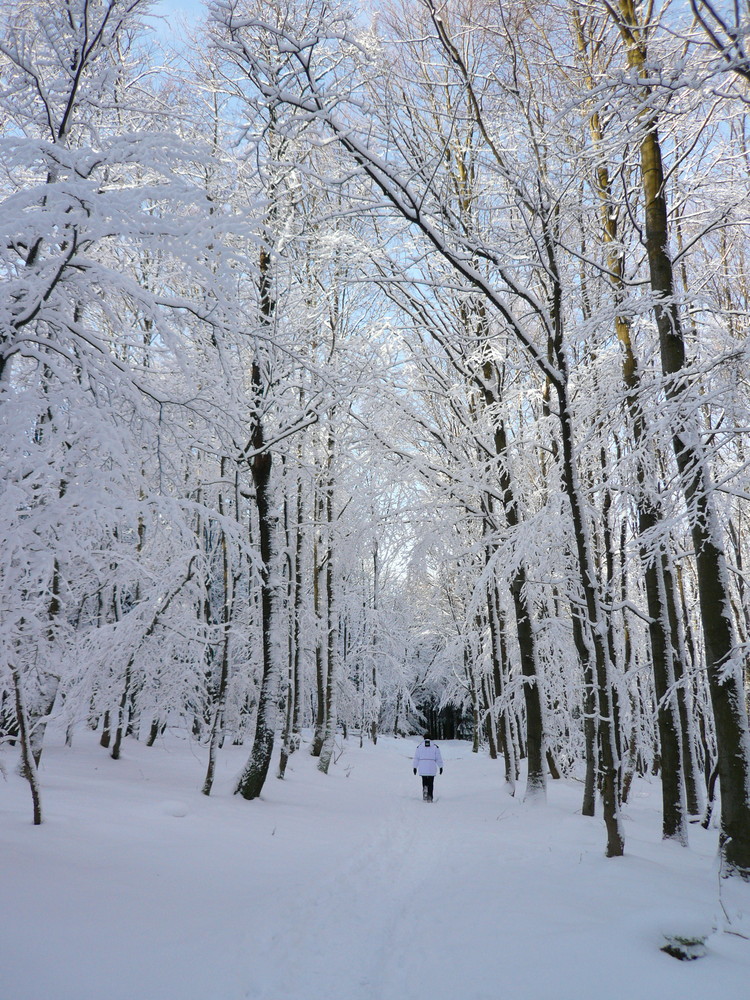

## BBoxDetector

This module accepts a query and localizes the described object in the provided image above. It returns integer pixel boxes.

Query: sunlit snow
[3,730,749,1000]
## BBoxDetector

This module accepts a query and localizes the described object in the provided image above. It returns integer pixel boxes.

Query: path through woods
[2,732,748,999]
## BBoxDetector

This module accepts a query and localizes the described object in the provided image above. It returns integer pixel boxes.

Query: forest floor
[2,729,749,1000]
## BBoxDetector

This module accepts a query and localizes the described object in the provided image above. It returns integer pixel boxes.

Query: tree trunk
[203,461,237,794]
[481,370,545,800]
[483,672,498,761]
[556,380,624,857]
[10,662,42,825]
[234,445,276,799]
[575,4,687,843]
[370,540,380,745]
[234,217,281,801]
[665,562,704,818]
[111,662,131,761]
[615,0,750,875]
[318,425,338,774]
[465,644,481,755]
[571,599,598,817]
[488,594,517,795]
[100,709,111,749]
[311,482,326,758]
[278,475,299,780]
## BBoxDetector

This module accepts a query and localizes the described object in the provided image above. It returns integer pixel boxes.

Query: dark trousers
[421,775,435,801]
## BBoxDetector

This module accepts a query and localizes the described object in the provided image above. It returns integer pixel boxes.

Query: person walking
[412,734,443,802]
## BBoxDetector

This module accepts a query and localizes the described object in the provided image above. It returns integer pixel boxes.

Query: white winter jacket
[413,740,443,776]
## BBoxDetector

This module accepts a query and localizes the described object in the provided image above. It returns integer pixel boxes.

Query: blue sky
[147,0,205,40]
[152,0,205,23]
[156,0,204,12]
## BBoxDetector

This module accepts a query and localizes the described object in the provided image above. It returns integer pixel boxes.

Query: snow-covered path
[2,733,748,1000]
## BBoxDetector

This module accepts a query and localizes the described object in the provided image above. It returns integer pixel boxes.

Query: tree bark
[480,369,546,800]
[234,440,276,799]
[278,468,302,780]
[318,423,338,774]
[311,481,326,758]
[574,3,688,843]
[615,0,750,875]
[203,462,234,796]
[488,594,518,795]
[556,383,624,857]
[234,238,279,799]
[10,662,42,825]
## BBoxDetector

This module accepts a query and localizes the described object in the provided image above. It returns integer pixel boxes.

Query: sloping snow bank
[2,731,748,1000]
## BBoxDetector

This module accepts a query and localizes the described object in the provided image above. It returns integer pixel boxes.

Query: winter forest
[3,0,750,994]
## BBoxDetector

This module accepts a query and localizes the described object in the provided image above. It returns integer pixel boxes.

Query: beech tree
[1,0,245,810]
[607,0,750,878]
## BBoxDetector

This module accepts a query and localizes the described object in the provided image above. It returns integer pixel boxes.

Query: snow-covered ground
[2,731,748,1000]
